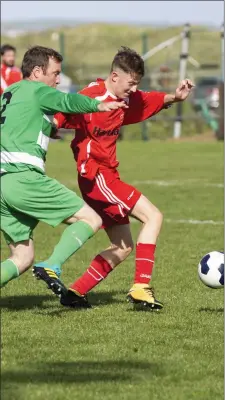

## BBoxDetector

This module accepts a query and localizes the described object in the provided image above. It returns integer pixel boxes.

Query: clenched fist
[97,101,128,112]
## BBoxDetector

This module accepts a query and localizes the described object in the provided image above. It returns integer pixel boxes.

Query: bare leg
[127,194,164,310]
[1,239,34,287]
[131,195,163,244]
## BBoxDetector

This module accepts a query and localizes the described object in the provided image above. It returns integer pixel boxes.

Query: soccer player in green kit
[0,46,127,307]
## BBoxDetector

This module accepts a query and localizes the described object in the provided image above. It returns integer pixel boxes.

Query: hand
[175,79,195,101]
[97,101,129,112]
[50,124,62,140]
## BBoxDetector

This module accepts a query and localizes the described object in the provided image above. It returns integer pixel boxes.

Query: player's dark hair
[21,46,63,78]
[110,46,145,77]
[1,44,16,55]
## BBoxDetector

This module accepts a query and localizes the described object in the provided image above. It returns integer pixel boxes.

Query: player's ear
[111,71,119,82]
[33,66,42,78]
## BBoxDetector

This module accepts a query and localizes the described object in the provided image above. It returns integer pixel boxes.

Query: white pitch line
[63,179,223,189]
[202,184,224,188]
[49,179,224,225]
[131,180,224,188]
[131,218,224,226]
[164,219,224,225]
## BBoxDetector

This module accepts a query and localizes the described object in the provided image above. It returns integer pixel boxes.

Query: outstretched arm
[37,83,128,115]
[122,90,166,126]
[164,79,194,105]
[122,79,194,126]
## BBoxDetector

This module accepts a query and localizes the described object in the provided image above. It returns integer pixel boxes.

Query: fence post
[221,22,224,81]
[217,24,224,140]
[217,82,224,140]
[173,23,190,139]
[142,32,149,141]
[59,32,65,72]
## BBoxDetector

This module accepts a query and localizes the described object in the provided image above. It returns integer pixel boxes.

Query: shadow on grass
[0,290,126,312]
[199,307,224,313]
[0,294,53,311]
[1,360,165,384]
[88,290,125,306]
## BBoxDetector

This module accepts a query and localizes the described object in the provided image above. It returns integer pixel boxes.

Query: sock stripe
[87,270,103,281]
[70,254,113,295]
[43,220,94,268]
[73,236,83,246]
[134,243,156,284]
[90,266,105,279]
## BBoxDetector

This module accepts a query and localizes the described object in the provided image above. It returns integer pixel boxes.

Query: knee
[66,203,102,232]
[147,207,163,227]
[88,212,102,233]
[77,204,102,232]
[154,208,163,225]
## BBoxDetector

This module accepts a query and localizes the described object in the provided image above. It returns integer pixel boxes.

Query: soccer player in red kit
[1,44,22,94]
[54,47,194,310]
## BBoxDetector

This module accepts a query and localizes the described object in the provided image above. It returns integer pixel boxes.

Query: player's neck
[104,77,118,99]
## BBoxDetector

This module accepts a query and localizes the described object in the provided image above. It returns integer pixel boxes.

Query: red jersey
[0,63,22,95]
[55,78,166,180]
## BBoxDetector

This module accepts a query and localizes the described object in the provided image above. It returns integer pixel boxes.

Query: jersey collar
[96,78,117,100]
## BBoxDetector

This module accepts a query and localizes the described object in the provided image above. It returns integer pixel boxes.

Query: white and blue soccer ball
[198,251,224,289]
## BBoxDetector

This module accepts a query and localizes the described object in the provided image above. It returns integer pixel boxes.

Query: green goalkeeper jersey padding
[0,80,101,174]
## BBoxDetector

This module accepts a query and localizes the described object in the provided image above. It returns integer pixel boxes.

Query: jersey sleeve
[122,90,166,126]
[36,84,101,114]
[54,84,102,129]
[54,112,81,129]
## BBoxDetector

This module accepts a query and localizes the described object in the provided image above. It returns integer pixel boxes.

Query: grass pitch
[1,137,224,400]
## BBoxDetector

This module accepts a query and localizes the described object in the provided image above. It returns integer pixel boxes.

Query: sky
[1,1,224,26]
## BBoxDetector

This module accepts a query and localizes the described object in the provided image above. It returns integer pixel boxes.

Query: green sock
[1,259,19,288]
[44,221,95,267]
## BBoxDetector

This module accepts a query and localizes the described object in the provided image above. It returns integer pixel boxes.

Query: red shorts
[78,168,141,229]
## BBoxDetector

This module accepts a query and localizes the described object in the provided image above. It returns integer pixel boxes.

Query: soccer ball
[198,251,224,289]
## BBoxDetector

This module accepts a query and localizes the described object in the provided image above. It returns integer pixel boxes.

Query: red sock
[70,255,113,295]
[134,243,156,284]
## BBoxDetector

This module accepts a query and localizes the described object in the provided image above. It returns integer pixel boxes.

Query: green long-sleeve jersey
[0,80,101,174]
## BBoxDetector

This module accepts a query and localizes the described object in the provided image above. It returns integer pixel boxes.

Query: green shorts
[1,170,84,244]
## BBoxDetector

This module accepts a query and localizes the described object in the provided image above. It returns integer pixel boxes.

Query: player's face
[112,70,141,99]
[34,58,61,88]
[42,58,61,88]
[2,50,15,67]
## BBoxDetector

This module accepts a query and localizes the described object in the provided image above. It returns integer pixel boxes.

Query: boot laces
[144,286,155,298]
